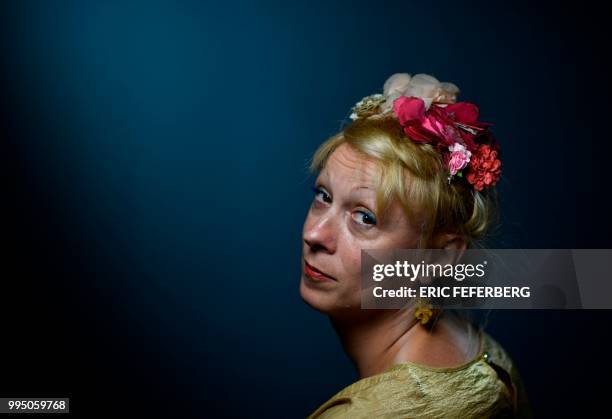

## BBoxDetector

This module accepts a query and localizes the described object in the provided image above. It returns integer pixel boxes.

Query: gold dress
[308,331,531,418]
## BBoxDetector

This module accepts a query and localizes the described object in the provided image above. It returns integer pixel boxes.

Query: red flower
[445,102,491,152]
[466,144,502,191]
[393,96,426,124]
[392,96,434,143]
[392,97,490,151]
[445,102,479,124]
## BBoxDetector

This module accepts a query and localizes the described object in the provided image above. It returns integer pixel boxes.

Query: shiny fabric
[308,331,531,418]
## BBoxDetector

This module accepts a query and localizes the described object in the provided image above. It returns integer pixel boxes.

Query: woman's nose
[303,211,337,254]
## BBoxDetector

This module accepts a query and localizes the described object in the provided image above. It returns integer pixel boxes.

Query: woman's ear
[440,234,467,251]
[427,232,467,266]
[431,232,467,250]
[432,233,467,264]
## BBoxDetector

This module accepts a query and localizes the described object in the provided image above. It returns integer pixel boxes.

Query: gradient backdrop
[2,0,611,417]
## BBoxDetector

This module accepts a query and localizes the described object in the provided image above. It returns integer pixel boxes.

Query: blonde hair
[309,114,498,248]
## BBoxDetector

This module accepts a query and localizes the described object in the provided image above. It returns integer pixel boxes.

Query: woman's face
[300,143,422,314]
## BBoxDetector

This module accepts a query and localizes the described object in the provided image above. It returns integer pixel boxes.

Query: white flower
[380,73,411,113]
[383,73,412,97]
[349,72,461,120]
[380,73,461,112]
[403,74,442,109]
[437,82,460,105]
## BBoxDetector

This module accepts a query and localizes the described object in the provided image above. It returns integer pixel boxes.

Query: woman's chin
[299,274,337,313]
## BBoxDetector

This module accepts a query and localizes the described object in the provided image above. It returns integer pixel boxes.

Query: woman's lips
[303,259,336,282]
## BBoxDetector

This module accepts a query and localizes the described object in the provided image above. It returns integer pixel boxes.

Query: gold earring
[414,299,439,327]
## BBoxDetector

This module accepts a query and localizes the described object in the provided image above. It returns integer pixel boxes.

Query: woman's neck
[329,308,420,378]
[329,309,478,379]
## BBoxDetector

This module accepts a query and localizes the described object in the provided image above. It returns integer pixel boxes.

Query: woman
[300,73,531,418]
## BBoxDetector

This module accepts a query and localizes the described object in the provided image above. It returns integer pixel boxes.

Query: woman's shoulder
[308,330,532,418]
[480,331,533,418]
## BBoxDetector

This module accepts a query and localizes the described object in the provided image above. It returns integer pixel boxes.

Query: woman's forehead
[319,144,379,190]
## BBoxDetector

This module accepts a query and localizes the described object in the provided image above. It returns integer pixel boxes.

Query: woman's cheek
[341,237,365,280]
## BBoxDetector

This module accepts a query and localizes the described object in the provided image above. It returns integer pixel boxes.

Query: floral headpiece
[349,73,501,191]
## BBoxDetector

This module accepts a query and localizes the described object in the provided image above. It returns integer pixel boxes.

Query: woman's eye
[311,186,331,204]
[352,210,377,226]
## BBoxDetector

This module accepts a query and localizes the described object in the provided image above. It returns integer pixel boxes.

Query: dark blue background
[2,0,610,417]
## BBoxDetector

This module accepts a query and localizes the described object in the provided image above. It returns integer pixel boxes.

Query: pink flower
[447,143,472,176]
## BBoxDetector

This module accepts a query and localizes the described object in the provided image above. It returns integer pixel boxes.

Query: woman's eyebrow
[316,170,330,185]
[315,175,376,201]
[348,187,377,207]
[350,185,374,192]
